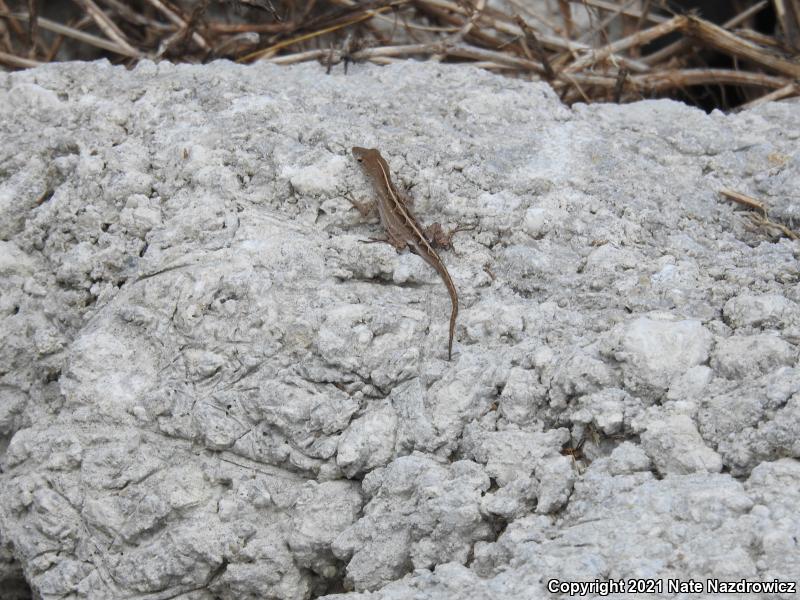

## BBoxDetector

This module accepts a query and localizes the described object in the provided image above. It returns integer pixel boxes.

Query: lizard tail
[411,241,458,360]
[448,294,457,360]
[441,266,458,361]
[435,261,458,361]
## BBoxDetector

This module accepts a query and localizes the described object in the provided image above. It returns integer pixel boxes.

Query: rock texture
[0,60,798,599]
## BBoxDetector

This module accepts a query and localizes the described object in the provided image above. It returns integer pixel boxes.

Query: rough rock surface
[0,60,798,599]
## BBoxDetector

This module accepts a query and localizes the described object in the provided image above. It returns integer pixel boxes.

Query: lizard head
[352,148,392,181]
[352,147,380,163]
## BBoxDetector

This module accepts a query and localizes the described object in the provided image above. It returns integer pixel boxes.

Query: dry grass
[720,188,799,240]
[0,0,799,109]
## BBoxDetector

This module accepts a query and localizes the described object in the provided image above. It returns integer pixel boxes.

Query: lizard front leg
[346,192,376,218]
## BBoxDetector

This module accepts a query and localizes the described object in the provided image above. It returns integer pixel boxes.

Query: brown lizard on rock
[351,146,461,360]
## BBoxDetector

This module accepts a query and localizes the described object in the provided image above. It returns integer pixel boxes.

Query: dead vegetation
[0,0,799,110]
[720,188,799,240]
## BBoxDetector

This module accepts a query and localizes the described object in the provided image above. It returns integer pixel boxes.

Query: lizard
[350,146,463,360]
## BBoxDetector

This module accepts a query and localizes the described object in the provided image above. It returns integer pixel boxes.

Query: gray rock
[641,413,723,475]
[698,367,800,474]
[337,401,398,478]
[601,314,713,399]
[711,332,797,379]
[607,441,652,475]
[327,458,800,600]
[723,292,800,330]
[332,454,492,591]
[1,60,799,599]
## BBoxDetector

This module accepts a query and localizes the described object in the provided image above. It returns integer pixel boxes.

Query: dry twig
[72,0,140,57]
[563,15,686,73]
[720,188,799,241]
[685,16,800,79]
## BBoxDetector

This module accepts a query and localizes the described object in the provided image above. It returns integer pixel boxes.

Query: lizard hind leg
[387,232,409,251]
[426,222,478,250]
[425,222,453,249]
[359,235,408,251]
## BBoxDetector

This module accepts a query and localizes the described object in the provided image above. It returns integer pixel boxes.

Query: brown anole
[351,146,460,360]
